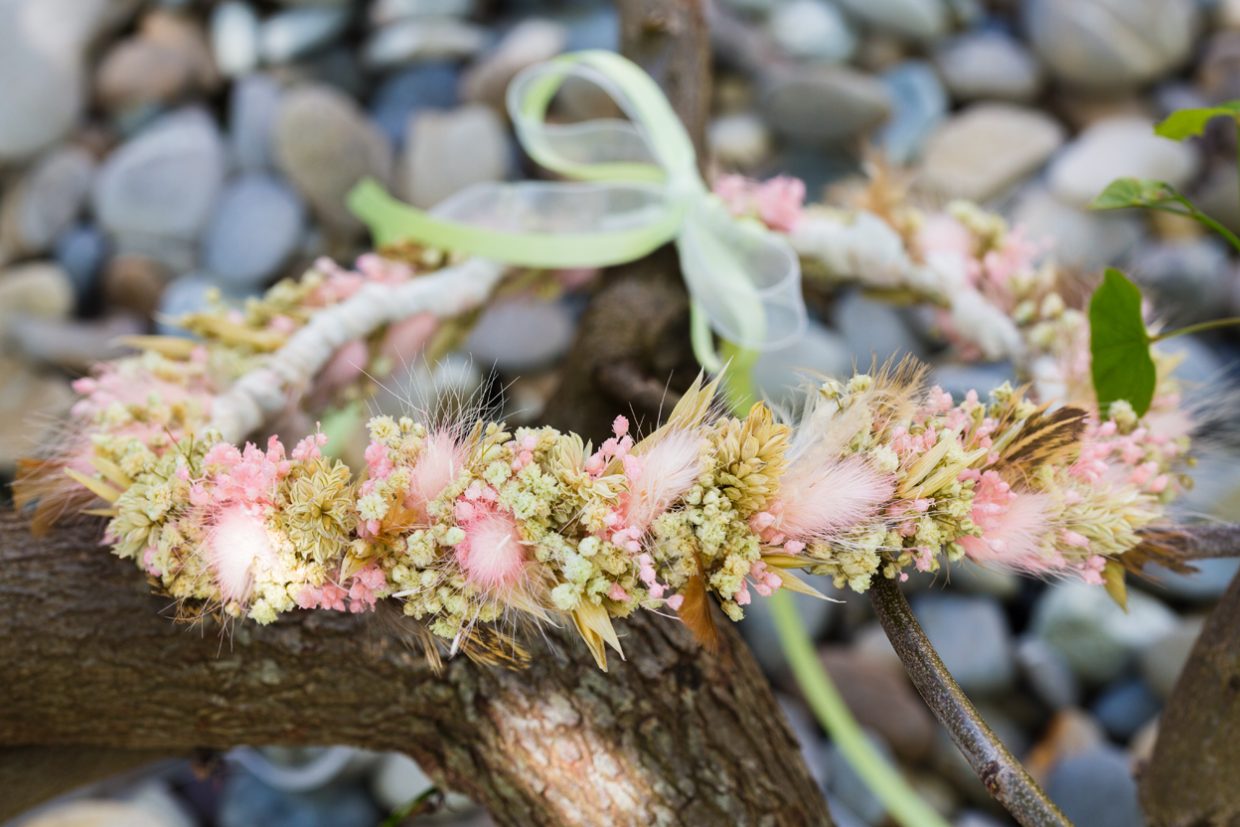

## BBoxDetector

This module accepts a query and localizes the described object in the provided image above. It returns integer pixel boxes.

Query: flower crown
[16,53,1194,672]
[15,246,1188,671]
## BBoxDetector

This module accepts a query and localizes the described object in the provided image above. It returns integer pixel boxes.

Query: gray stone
[465,297,573,372]
[929,361,1018,402]
[229,74,282,171]
[0,0,98,160]
[157,275,222,336]
[203,175,305,290]
[211,1,260,78]
[1016,636,1081,710]
[762,66,891,146]
[835,0,949,41]
[934,32,1043,103]
[739,574,838,674]
[912,593,1014,695]
[1032,581,1178,685]
[1048,117,1199,208]
[95,38,200,114]
[830,290,928,366]
[259,7,351,64]
[769,0,857,63]
[708,112,772,169]
[822,731,893,824]
[53,223,109,301]
[818,647,936,761]
[1126,238,1231,325]
[776,694,829,789]
[219,771,379,827]
[1025,0,1198,90]
[0,146,94,258]
[877,60,948,165]
[0,262,75,331]
[7,313,143,373]
[1093,679,1162,740]
[753,320,851,407]
[400,105,509,209]
[369,753,433,810]
[93,108,226,242]
[562,5,620,52]
[370,62,461,148]
[1139,616,1205,698]
[274,85,393,233]
[362,18,487,70]
[919,104,1065,202]
[1045,747,1146,827]
[944,558,1020,600]
[1011,187,1143,273]
[370,0,475,25]
[462,19,566,110]
[1152,335,1225,387]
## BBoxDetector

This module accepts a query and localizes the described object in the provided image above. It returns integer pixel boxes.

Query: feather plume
[778,455,894,542]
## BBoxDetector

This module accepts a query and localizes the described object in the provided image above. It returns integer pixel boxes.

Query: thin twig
[1150,522,1240,560]
[869,576,1072,827]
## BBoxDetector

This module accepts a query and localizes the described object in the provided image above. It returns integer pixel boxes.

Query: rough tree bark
[0,511,829,825]
[1140,568,1240,827]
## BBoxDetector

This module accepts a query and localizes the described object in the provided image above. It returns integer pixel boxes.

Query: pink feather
[777,456,894,541]
[959,490,1054,573]
[208,504,274,603]
[456,508,526,590]
[406,431,462,516]
[623,429,704,532]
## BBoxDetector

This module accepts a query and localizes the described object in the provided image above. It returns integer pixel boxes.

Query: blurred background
[2,0,1239,825]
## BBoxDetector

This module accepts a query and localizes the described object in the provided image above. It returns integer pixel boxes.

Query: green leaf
[1089,268,1156,417]
[1154,101,1240,141]
[1090,177,1183,211]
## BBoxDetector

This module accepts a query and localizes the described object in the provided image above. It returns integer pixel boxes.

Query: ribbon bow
[347,49,806,367]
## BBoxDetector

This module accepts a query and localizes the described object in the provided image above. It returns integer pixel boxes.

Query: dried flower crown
[16,54,1194,672]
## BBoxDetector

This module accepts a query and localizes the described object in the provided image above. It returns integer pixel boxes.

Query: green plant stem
[1150,315,1240,343]
[770,591,951,827]
[868,578,1071,827]
[1149,204,1240,255]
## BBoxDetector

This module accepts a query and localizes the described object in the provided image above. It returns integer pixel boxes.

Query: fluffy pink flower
[621,428,704,533]
[754,176,806,232]
[764,456,893,544]
[405,431,463,518]
[454,505,526,591]
[208,504,276,603]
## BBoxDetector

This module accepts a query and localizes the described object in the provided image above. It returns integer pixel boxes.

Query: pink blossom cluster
[713,174,806,233]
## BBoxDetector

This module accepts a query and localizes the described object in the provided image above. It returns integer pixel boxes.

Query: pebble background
[4,1,1240,825]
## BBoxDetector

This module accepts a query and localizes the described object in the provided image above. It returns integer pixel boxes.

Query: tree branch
[0,510,830,825]
[868,577,1071,827]
[1147,522,1240,560]
[1140,568,1240,826]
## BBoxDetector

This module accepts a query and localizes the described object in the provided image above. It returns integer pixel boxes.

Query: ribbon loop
[347,49,807,358]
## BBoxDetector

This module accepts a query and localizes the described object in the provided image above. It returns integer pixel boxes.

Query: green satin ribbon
[347,49,806,372]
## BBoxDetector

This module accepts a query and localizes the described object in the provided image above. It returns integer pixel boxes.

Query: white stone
[370,0,475,25]
[1025,0,1199,89]
[708,112,772,168]
[1048,117,1199,208]
[92,109,226,242]
[465,297,574,371]
[1012,186,1143,273]
[934,32,1043,102]
[919,103,1065,202]
[400,104,508,209]
[835,0,949,41]
[258,6,351,64]
[769,0,856,63]
[462,19,566,109]
[211,1,260,78]
[362,18,487,69]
